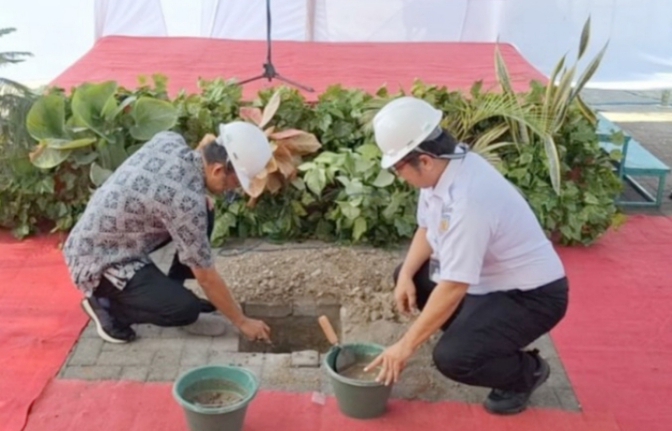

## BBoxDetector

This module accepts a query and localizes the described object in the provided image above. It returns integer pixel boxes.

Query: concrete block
[292,298,317,316]
[243,302,292,318]
[209,352,266,368]
[97,349,155,366]
[181,338,213,366]
[81,321,99,338]
[62,365,122,380]
[67,338,103,366]
[147,364,179,382]
[133,324,162,338]
[554,387,582,411]
[159,326,186,338]
[120,366,149,382]
[291,350,319,368]
[260,367,321,393]
[152,342,184,367]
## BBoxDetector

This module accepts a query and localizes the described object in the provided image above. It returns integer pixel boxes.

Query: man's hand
[364,340,415,386]
[394,276,417,315]
[238,317,271,342]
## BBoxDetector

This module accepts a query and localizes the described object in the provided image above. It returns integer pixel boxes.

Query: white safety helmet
[216,121,272,195]
[372,96,443,169]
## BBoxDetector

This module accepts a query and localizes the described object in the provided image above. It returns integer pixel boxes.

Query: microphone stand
[238,0,314,92]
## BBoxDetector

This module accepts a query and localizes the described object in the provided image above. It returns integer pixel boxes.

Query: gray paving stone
[80,321,99,338]
[555,387,582,411]
[291,350,319,368]
[63,365,122,380]
[261,367,322,393]
[152,339,185,367]
[97,348,155,366]
[208,351,265,367]
[120,366,149,381]
[147,364,179,382]
[67,338,103,366]
[159,327,186,338]
[181,337,213,366]
[134,324,162,338]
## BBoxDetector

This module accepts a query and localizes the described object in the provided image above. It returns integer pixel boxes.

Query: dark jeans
[93,206,215,328]
[394,260,569,392]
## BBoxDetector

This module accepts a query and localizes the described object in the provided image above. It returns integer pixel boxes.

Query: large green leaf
[578,16,591,59]
[45,137,97,150]
[90,162,113,187]
[543,135,561,195]
[26,94,66,140]
[372,169,395,187]
[29,143,71,169]
[494,44,514,95]
[571,42,609,100]
[304,168,327,197]
[352,216,367,241]
[129,97,178,141]
[71,81,118,137]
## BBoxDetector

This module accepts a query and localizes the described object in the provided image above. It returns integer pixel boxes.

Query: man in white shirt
[364,97,569,415]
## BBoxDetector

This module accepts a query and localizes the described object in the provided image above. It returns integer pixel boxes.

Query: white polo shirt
[416,147,565,295]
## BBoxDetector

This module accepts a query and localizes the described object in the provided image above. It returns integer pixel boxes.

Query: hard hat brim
[377,107,442,169]
[228,157,253,195]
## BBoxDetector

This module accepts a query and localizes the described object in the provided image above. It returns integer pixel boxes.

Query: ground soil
[207,240,412,327]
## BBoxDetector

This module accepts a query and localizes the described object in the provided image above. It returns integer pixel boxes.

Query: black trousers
[93,206,215,328]
[394,260,568,393]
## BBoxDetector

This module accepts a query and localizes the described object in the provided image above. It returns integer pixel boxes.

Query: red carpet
[0,234,87,431]
[4,214,672,431]
[23,381,620,431]
[553,215,672,431]
[51,36,547,100]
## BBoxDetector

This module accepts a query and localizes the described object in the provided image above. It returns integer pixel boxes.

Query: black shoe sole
[81,299,132,344]
[483,357,551,415]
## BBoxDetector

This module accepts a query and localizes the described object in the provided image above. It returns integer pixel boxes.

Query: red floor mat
[23,380,620,431]
[554,215,672,431]
[51,37,547,100]
[0,234,87,431]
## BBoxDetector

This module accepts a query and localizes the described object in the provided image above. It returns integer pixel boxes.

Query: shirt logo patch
[439,205,452,233]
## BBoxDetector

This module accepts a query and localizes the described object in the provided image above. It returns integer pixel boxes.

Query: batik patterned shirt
[63,131,213,296]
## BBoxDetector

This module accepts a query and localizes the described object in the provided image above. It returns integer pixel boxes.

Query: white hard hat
[217,121,272,195]
[372,97,443,169]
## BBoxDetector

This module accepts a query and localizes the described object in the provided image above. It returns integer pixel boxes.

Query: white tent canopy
[2,0,670,90]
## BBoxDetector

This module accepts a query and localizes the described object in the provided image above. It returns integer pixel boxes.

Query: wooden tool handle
[318,315,339,346]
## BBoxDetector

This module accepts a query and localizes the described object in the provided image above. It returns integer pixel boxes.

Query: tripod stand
[238,0,314,92]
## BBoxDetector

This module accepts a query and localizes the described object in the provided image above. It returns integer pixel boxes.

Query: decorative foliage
[25,79,178,186]
[2,18,622,246]
[238,88,322,204]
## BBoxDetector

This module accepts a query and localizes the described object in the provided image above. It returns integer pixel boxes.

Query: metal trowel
[318,315,356,372]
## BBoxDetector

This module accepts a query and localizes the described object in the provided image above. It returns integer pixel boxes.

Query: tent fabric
[50,36,547,101]
[93,0,672,90]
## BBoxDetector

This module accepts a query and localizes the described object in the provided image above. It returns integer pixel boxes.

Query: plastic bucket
[323,342,393,419]
[172,365,259,431]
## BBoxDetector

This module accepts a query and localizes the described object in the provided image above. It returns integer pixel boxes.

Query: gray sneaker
[81,297,136,344]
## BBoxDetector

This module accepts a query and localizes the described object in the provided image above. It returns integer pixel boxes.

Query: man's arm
[192,266,246,327]
[398,280,468,352]
[398,227,433,280]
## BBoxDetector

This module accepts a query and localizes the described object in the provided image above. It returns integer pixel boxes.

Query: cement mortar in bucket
[323,342,394,419]
[173,365,259,431]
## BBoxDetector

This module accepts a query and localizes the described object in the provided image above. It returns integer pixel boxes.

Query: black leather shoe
[483,350,550,415]
[81,297,136,343]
